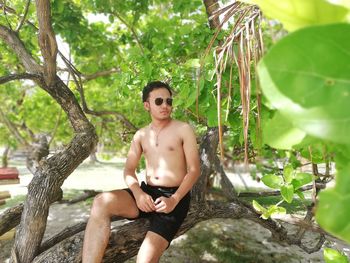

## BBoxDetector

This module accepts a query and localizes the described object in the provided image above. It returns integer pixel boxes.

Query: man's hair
[142,81,172,102]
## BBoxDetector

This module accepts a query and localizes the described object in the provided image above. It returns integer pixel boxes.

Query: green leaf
[184,58,200,68]
[283,164,294,183]
[267,205,287,218]
[291,173,313,190]
[260,205,287,220]
[258,23,350,145]
[241,0,349,31]
[281,184,294,203]
[324,248,349,263]
[299,139,326,164]
[108,15,114,23]
[207,104,218,127]
[261,174,283,189]
[316,159,350,243]
[252,200,267,214]
[263,112,306,149]
[295,189,305,200]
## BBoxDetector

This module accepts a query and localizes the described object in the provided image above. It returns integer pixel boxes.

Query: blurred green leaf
[258,23,350,145]
[283,164,294,183]
[266,205,286,218]
[252,200,267,214]
[324,248,349,263]
[242,0,349,31]
[281,184,294,203]
[263,112,306,150]
[184,58,200,68]
[108,14,114,23]
[316,158,350,243]
[261,174,283,189]
[291,173,313,190]
[295,190,305,200]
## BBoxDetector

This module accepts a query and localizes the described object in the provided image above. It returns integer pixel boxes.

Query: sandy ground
[1,158,349,262]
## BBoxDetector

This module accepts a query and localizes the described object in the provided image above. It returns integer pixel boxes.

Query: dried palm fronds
[198,1,264,163]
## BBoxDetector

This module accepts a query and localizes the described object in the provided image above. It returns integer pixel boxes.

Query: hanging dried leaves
[198,1,264,163]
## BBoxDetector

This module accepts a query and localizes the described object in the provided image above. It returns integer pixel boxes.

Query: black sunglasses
[154,97,173,106]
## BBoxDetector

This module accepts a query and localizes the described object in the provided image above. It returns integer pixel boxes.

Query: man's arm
[155,123,200,213]
[124,130,155,212]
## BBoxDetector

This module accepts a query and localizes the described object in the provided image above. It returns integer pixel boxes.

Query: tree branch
[0,189,63,236]
[0,73,41,84]
[15,0,31,32]
[0,24,42,73]
[35,0,58,86]
[32,200,326,262]
[81,68,121,82]
[112,11,145,55]
[0,1,16,14]
[59,53,138,132]
[0,203,24,236]
[237,183,326,197]
[203,0,221,29]
[2,0,14,30]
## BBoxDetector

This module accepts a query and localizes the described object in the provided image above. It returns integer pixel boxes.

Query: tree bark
[203,0,221,29]
[0,25,42,73]
[1,145,10,168]
[35,0,58,86]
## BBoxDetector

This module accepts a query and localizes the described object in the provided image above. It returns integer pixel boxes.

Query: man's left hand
[154,196,178,213]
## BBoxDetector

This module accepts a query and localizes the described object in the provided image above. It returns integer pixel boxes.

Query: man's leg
[82,190,139,263]
[136,231,169,263]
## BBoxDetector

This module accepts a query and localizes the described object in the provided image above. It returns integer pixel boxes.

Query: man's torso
[139,120,188,187]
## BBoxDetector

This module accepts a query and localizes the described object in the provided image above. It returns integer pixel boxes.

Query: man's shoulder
[171,120,195,136]
[133,126,149,140]
[138,125,149,133]
[171,119,191,128]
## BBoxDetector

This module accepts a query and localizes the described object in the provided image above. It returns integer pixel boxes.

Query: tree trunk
[12,128,97,263]
[0,3,98,262]
[1,145,10,168]
[203,0,221,29]
[32,202,244,262]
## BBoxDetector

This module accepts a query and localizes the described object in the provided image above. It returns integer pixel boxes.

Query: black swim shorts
[124,181,191,244]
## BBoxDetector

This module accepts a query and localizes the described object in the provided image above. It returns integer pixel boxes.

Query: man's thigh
[137,231,169,263]
[97,189,139,219]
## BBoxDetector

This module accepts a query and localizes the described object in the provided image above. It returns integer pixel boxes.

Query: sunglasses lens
[155,98,163,105]
[154,98,173,106]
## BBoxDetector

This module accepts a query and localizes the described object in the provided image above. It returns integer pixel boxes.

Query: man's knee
[137,232,168,263]
[90,192,117,217]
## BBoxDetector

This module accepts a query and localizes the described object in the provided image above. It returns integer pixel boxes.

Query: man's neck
[151,118,172,129]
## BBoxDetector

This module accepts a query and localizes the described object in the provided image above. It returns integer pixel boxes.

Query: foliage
[0,0,217,154]
[252,163,313,218]
[243,0,350,31]
[324,248,349,263]
[246,0,350,245]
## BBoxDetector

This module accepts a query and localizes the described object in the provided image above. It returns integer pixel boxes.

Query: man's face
[144,88,173,120]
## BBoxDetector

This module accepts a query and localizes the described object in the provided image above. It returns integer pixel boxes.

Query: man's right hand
[135,191,155,212]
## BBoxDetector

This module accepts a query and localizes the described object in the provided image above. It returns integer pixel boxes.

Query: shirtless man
[82,81,200,263]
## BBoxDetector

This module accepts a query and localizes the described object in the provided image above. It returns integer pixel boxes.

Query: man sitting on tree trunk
[82,81,200,263]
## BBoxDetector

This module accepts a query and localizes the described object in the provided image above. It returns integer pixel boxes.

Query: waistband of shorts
[142,181,179,191]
